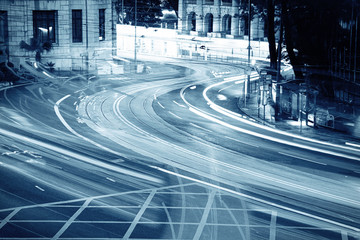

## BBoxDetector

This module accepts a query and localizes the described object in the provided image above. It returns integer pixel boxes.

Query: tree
[19,38,52,62]
[115,0,164,27]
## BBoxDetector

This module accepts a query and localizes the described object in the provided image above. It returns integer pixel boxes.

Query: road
[0,58,359,240]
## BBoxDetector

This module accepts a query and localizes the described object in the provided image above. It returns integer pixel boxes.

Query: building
[178,0,266,40]
[0,0,115,71]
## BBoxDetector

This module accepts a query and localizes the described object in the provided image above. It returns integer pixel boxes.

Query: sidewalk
[238,92,360,146]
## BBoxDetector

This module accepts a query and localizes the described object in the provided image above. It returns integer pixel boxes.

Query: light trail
[200,79,360,157]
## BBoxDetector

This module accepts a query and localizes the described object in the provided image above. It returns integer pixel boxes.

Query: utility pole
[354,13,358,82]
[85,0,89,72]
[245,0,251,107]
[134,0,137,69]
[349,0,355,81]
[276,14,283,119]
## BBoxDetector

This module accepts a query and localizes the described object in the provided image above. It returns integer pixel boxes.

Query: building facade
[0,0,114,70]
[178,0,265,40]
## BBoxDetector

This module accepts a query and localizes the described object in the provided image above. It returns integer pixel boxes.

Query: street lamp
[134,0,137,66]
[246,0,252,105]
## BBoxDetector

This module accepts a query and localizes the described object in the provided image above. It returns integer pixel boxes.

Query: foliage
[19,38,52,62]
[115,0,164,27]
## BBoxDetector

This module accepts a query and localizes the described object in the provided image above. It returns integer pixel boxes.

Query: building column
[196,0,204,35]
[231,0,240,37]
[251,14,259,40]
[213,0,221,34]
[239,17,245,37]
[178,0,187,33]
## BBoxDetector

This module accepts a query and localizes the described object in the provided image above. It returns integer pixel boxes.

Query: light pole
[247,0,251,99]
[134,0,137,67]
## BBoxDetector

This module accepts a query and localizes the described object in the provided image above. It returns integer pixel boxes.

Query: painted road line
[168,111,182,120]
[190,123,212,133]
[173,100,186,108]
[35,185,45,192]
[106,177,116,182]
[157,101,165,109]
[224,136,259,148]
[278,152,327,165]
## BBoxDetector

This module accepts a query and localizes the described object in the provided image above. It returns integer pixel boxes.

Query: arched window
[222,14,231,35]
[205,13,213,33]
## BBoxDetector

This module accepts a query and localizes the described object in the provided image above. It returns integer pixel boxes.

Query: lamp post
[246,0,251,105]
[134,0,137,67]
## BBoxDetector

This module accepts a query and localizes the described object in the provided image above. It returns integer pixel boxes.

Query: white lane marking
[193,190,216,240]
[168,111,182,120]
[52,198,92,240]
[189,123,212,133]
[35,185,45,192]
[341,230,349,240]
[219,85,231,92]
[278,152,327,165]
[157,101,165,109]
[151,165,360,233]
[224,136,259,148]
[106,177,116,182]
[190,86,197,90]
[153,94,157,100]
[346,142,360,148]
[173,100,186,108]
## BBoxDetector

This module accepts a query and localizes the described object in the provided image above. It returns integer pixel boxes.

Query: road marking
[168,111,182,119]
[0,208,20,230]
[190,123,212,133]
[162,202,176,239]
[157,101,165,109]
[106,177,116,182]
[341,230,349,240]
[35,185,45,192]
[193,190,216,240]
[278,152,327,165]
[52,198,92,240]
[151,166,360,233]
[123,190,156,239]
[224,136,259,148]
[173,100,186,108]
[219,85,232,92]
[269,211,278,240]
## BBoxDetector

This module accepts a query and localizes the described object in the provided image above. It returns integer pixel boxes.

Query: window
[0,11,8,44]
[72,10,82,43]
[33,10,57,43]
[99,9,105,41]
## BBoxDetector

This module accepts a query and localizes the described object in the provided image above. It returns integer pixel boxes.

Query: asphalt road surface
[0,58,359,240]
